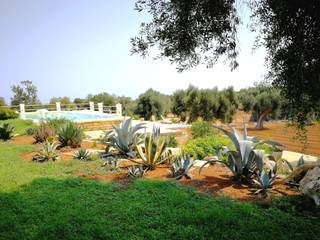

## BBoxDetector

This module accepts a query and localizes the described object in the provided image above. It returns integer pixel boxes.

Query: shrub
[183,135,231,160]
[167,134,178,147]
[46,118,72,132]
[33,122,55,143]
[191,120,214,138]
[57,122,84,148]
[0,108,19,120]
[25,128,36,136]
[0,123,15,141]
[73,149,91,161]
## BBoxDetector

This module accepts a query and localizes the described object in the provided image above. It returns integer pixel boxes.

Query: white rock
[299,167,320,206]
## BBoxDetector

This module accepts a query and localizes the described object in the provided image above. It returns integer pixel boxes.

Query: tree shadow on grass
[0,177,319,240]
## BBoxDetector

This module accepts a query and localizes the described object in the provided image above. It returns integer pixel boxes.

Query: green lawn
[0,119,36,135]
[0,142,319,240]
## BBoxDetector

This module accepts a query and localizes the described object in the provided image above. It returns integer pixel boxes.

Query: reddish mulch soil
[11,135,35,145]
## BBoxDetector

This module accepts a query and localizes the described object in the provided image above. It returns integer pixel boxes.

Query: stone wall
[78,119,122,131]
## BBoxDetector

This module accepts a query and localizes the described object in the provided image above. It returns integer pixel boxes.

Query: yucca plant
[57,122,84,148]
[200,126,265,181]
[127,165,145,178]
[104,118,145,158]
[134,126,173,170]
[73,149,91,161]
[0,123,15,141]
[33,122,55,143]
[170,153,194,180]
[33,141,60,162]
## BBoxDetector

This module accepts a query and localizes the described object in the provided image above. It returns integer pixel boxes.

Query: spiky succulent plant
[0,123,15,141]
[170,153,194,180]
[57,122,84,148]
[102,156,120,170]
[134,126,173,170]
[104,118,145,158]
[284,156,305,173]
[127,165,145,178]
[252,161,277,195]
[33,141,60,162]
[73,149,91,161]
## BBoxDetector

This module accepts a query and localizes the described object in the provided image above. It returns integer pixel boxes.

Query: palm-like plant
[200,125,264,180]
[134,126,172,170]
[57,122,84,148]
[104,118,145,158]
[0,123,15,141]
[33,141,60,162]
[170,153,194,180]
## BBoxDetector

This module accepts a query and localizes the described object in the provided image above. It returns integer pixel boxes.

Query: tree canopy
[132,0,320,127]
[11,80,40,106]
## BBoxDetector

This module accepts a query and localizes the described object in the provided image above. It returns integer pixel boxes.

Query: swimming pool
[22,111,119,122]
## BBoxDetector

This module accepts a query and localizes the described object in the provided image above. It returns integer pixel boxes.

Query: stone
[299,167,320,206]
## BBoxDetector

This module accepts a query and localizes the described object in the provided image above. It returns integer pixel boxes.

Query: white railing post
[98,102,103,113]
[19,103,25,114]
[89,102,95,111]
[116,103,122,116]
[56,102,61,112]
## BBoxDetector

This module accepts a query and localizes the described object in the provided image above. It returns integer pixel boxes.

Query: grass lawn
[0,142,319,240]
[0,119,35,135]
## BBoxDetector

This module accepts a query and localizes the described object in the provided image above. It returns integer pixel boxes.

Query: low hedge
[0,108,19,120]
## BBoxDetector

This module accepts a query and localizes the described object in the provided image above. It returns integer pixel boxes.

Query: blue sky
[0,0,266,104]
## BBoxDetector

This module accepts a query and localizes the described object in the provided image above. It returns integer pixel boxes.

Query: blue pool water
[23,111,113,121]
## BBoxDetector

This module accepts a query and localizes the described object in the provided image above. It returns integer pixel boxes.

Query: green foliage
[191,120,214,138]
[135,127,173,170]
[57,122,84,148]
[0,119,35,136]
[86,92,116,106]
[33,122,55,143]
[134,89,167,120]
[0,97,6,106]
[127,165,145,178]
[170,153,194,180]
[104,118,145,158]
[252,0,320,127]
[25,128,35,136]
[46,118,72,131]
[131,0,239,71]
[11,80,40,105]
[0,108,19,120]
[49,96,71,105]
[0,123,15,141]
[73,149,91,161]
[167,134,178,148]
[32,141,60,162]
[183,135,231,160]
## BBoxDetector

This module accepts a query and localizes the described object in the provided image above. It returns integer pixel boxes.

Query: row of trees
[3,80,284,129]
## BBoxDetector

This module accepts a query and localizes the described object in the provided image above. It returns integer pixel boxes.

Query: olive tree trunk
[255,109,272,129]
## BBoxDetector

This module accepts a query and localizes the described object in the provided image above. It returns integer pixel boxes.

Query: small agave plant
[134,126,173,170]
[251,161,277,195]
[104,118,145,158]
[284,156,305,173]
[127,165,145,178]
[73,149,91,161]
[33,141,60,162]
[102,156,120,170]
[170,153,194,180]
[0,123,15,141]
[200,125,265,181]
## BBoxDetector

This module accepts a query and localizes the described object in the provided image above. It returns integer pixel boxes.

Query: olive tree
[11,80,40,105]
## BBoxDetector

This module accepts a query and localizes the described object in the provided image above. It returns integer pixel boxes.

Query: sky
[0,0,267,104]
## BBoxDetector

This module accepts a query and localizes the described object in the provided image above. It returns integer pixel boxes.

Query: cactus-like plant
[33,122,55,143]
[73,149,91,161]
[104,118,145,158]
[0,123,15,141]
[200,126,265,181]
[134,126,173,170]
[57,122,84,148]
[170,153,194,180]
[33,141,60,162]
[251,160,277,195]
[127,165,145,178]
[102,156,120,170]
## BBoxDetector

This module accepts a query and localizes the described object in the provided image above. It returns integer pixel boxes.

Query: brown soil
[11,135,35,145]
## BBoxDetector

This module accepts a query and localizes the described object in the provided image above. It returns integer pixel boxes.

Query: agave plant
[0,123,15,141]
[33,141,60,162]
[251,169,277,195]
[102,156,120,170]
[104,118,145,158]
[134,126,173,170]
[57,122,84,148]
[284,156,305,173]
[170,153,194,180]
[200,126,265,181]
[127,165,145,178]
[73,149,91,161]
